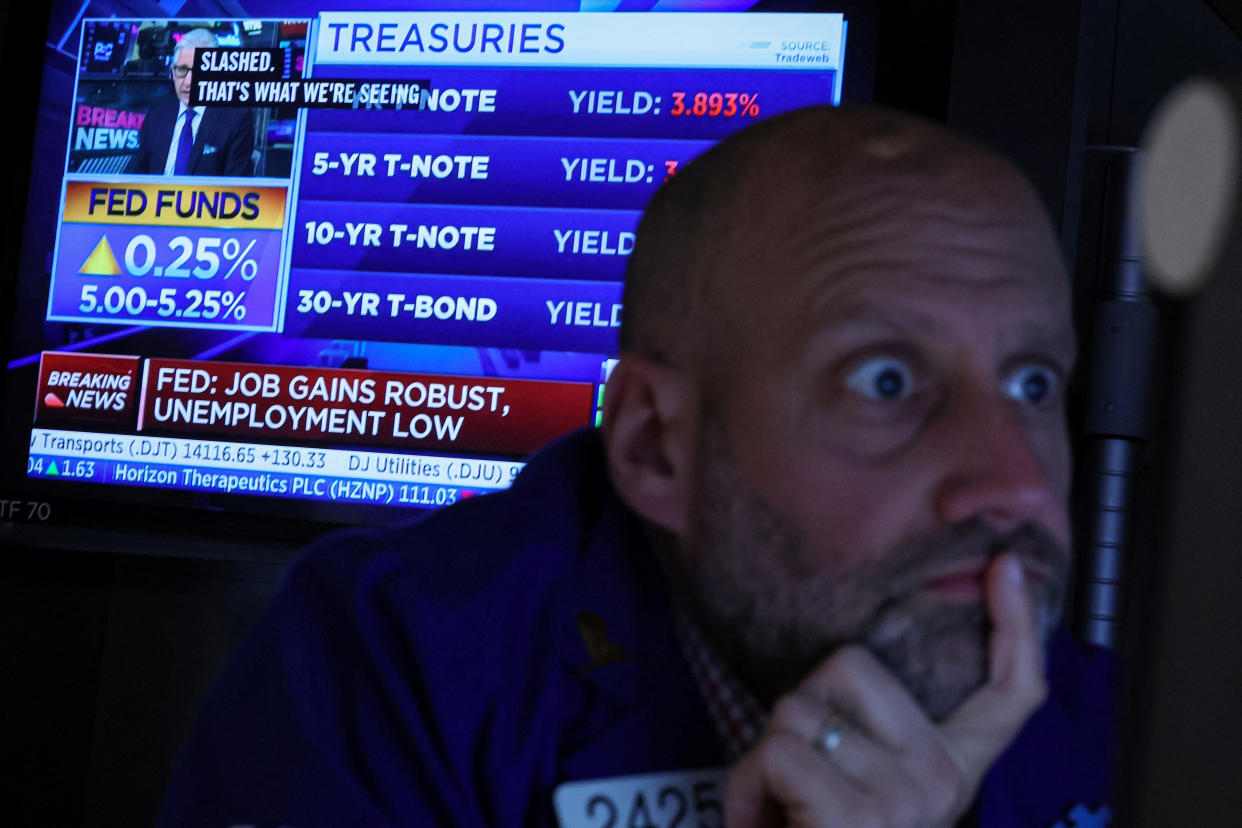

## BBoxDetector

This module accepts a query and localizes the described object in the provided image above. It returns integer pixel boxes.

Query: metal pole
[1074,147,1159,649]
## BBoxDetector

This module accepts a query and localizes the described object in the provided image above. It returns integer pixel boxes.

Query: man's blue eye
[845,358,913,401]
[1004,365,1059,405]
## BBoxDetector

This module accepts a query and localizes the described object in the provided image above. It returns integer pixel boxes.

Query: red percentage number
[669,91,761,118]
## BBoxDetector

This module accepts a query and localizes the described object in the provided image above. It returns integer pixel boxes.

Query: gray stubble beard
[674,411,1067,720]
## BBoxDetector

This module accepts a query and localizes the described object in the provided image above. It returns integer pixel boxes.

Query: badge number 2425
[553,767,726,828]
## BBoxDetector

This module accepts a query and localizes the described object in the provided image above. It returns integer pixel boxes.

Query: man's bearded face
[649,145,1077,720]
[679,408,1070,720]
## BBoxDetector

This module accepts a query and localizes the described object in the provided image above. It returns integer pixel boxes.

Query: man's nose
[931,388,1059,533]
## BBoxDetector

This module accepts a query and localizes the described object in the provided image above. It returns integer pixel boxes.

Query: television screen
[1,0,856,552]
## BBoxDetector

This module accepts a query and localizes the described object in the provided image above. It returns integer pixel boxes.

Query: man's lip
[917,557,1054,599]
[919,560,989,600]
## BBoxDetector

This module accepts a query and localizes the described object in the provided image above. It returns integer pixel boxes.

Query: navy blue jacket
[128,100,254,176]
[159,430,1116,827]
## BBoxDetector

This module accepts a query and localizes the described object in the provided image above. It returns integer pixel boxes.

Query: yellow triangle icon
[79,235,122,276]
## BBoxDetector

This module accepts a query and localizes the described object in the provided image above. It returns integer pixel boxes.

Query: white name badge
[554,767,727,828]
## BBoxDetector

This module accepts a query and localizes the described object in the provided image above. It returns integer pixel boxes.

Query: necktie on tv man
[175,109,196,175]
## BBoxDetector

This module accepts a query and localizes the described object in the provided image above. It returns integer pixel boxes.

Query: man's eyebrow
[807,300,1078,361]
[1012,327,1079,368]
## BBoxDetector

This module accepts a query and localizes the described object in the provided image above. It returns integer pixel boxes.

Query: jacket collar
[544,433,722,779]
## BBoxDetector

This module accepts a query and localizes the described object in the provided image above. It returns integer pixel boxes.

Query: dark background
[4,1,1241,824]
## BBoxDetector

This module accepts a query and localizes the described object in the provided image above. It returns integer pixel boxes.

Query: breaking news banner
[135,359,595,455]
[191,48,431,110]
[35,352,142,429]
[32,352,597,456]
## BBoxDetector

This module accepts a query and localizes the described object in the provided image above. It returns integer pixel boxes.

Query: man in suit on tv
[127,27,254,177]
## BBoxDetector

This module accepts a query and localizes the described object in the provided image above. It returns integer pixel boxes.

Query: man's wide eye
[1004,364,1060,406]
[845,357,913,401]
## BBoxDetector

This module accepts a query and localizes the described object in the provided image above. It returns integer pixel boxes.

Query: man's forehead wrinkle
[793,251,1072,328]
[726,158,1038,269]
[860,133,914,161]
[773,201,1059,300]
[704,181,1053,377]
[800,290,1074,344]
[785,218,1065,290]
[799,300,947,349]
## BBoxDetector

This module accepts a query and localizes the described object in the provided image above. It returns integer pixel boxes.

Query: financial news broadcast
[5,4,847,521]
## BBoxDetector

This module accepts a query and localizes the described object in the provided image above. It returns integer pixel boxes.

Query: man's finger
[939,552,1048,776]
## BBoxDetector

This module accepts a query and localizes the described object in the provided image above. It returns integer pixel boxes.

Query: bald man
[160,107,1115,828]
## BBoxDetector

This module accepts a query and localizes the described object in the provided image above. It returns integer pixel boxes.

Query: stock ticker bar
[27,427,519,507]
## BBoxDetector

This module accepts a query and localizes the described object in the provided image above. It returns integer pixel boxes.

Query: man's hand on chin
[724,553,1047,828]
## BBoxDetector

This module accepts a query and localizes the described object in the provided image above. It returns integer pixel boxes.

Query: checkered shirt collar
[673,603,768,762]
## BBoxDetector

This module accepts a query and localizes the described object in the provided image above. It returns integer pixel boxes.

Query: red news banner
[136,359,593,454]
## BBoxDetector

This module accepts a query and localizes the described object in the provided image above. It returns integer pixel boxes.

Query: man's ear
[600,355,696,537]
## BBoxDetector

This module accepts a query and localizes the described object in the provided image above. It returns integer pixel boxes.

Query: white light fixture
[1139,77,1242,296]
